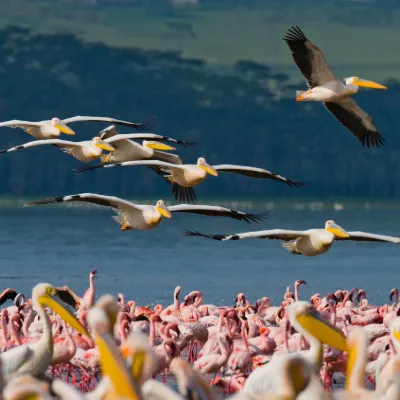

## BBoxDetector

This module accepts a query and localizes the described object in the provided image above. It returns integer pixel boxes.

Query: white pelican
[23,193,269,231]
[0,115,153,140]
[284,26,387,148]
[0,137,115,163]
[74,158,304,203]
[96,125,193,164]
[185,220,400,257]
[0,282,89,378]
[243,301,347,397]
[87,307,142,400]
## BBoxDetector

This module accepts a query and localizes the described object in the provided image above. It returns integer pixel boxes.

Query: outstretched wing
[23,193,138,213]
[213,165,304,188]
[105,133,195,148]
[168,205,269,223]
[184,229,308,241]
[62,116,156,132]
[335,231,400,243]
[324,97,385,148]
[0,289,17,306]
[0,139,83,154]
[0,120,43,129]
[54,286,81,310]
[283,26,336,88]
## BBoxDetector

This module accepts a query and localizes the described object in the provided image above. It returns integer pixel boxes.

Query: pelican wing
[105,133,195,148]
[0,139,84,154]
[324,98,385,148]
[62,116,155,131]
[0,120,42,128]
[54,286,81,310]
[168,205,269,223]
[0,289,17,306]
[152,150,182,165]
[99,125,118,140]
[213,165,304,188]
[184,229,308,241]
[283,26,336,88]
[23,193,138,213]
[74,160,184,174]
[336,231,400,243]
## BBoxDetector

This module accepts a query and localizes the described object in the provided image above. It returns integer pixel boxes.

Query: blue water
[1,204,399,307]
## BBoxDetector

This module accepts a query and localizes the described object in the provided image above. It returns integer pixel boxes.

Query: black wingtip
[24,196,63,207]
[73,164,102,174]
[359,129,386,148]
[283,26,307,43]
[135,116,156,132]
[0,149,7,154]
[287,180,306,188]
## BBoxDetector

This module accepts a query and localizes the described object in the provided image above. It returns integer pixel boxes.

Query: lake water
[1,201,399,308]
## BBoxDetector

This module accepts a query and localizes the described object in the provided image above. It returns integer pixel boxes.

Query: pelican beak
[39,291,89,337]
[157,203,172,219]
[354,79,387,89]
[296,310,348,352]
[199,160,218,177]
[145,141,176,151]
[96,332,141,399]
[120,346,147,381]
[346,337,358,390]
[55,122,75,135]
[326,223,350,238]
[95,140,115,152]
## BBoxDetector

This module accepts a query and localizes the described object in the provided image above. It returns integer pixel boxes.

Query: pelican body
[24,193,268,231]
[284,26,387,148]
[186,220,400,257]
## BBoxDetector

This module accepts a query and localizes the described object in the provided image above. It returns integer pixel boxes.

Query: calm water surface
[0,204,399,307]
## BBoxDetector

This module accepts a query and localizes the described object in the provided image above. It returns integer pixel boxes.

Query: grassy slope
[1,0,400,79]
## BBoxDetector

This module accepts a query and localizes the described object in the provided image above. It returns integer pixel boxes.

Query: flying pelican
[96,125,193,164]
[283,26,387,148]
[73,158,304,203]
[0,115,154,140]
[23,193,269,231]
[0,132,191,164]
[185,220,400,257]
[0,282,89,378]
[0,137,115,163]
[243,301,347,397]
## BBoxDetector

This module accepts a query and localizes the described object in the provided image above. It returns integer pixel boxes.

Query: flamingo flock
[0,273,398,398]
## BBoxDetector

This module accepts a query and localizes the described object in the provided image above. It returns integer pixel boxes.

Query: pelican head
[289,301,348,352]
[344,76,387,90]
[92,136,115,152]
[33,283,89,336]
[325,220,350,238]
[143,140,176,151]
[197,157,218,177]
[51,118,75,135]
[156,200,172,219]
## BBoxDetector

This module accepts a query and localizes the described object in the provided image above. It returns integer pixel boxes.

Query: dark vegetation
[0,26,399,200]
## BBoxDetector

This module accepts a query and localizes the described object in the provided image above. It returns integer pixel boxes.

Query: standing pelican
[74,158,304,203]
[0,283,89,378]
[0,115,153,140]
[23,193,268,231]
[185,220,400,257]
[0,137,115,163]
[283,26,387,148]
[243,301,347,396]
[97,125,194,164]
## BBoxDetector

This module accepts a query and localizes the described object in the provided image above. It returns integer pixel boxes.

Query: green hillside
[1,0,400,80]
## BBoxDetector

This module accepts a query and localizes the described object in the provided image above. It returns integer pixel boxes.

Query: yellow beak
[145,141,176,151]
[297,310,348,352]
[96,332,141,399]
[326,223,350,238]
[354,79,387,89]
[55,123,75,135]
[157,204,172,219]
[95,140,115,152]
[120,346,147,382]
[346,339,358,390]
[39,294,89,337]
[199,162,219,177]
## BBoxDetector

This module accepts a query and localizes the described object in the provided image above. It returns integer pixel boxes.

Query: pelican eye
[47,287,56,296]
